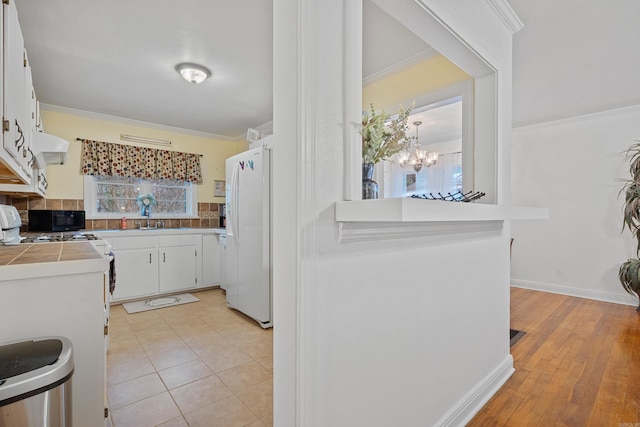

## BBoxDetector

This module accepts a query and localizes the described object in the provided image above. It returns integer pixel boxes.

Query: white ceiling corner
[485,0,524,34]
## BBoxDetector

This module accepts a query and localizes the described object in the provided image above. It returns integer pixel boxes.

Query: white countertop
[93,227,226,237]
[0,242,109,281]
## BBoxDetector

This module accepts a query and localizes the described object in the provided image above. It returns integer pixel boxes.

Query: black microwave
[28,210,86,232]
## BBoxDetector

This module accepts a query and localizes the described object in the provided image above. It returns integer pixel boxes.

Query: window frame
[379,82,473,198]
[83,175,198,220]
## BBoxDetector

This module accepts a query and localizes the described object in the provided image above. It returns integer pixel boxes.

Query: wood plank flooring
[469,287,640,426]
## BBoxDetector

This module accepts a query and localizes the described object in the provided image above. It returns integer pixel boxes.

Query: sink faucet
[142,205,151,228]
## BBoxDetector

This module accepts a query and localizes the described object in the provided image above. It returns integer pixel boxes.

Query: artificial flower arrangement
[136,194,157,216]
[360,103,414,165]
[136,193,157,207]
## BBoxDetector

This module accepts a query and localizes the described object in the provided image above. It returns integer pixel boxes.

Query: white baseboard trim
[435,355,514,427]
[511,279,639,307]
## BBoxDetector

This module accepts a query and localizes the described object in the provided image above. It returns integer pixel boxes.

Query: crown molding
[362,47,439,86]
[512,103,640,133]
[484,0,524,34]
[39,103,244,142]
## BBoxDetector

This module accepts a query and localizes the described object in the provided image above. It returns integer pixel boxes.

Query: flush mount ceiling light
[175,62,211,84]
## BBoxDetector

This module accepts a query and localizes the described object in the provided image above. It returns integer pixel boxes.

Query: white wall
[511,105,640,307]
[272,0,520,425]
[311,233,512,426]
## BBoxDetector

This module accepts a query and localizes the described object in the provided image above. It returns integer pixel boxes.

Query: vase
[362,163,379,199]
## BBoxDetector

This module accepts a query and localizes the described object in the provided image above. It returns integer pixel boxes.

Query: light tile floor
[107,289,273,427]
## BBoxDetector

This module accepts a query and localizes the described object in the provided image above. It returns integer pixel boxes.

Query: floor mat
[122,293,200,314]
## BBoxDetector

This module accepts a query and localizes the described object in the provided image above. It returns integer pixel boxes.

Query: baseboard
[511,279,638,307]
[435,355,514,427]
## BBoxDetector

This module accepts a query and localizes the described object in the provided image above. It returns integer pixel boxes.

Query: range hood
[32,132,69,167]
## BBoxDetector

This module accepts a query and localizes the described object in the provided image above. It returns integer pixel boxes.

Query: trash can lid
[0,339,62,381]
[0,336,73,407]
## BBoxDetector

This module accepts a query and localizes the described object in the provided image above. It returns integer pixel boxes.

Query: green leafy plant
[360,103,413,165]
[618,141,640,310]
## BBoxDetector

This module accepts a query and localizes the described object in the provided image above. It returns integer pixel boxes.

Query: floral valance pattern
[80,139,202,184]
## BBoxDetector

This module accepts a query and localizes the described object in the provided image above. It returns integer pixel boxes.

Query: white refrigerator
[224,145,272,328]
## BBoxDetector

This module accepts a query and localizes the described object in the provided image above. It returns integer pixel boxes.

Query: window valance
[80,139,203,184]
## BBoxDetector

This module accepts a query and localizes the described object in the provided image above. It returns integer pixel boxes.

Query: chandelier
[397,121,438,172]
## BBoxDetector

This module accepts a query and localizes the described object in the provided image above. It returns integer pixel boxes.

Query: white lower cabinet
[110,235,158,301]
[201,233,221,287]
[0,268,108,427]
[114,248,159,300]
[108,233,205,302]
[158,235,198,293]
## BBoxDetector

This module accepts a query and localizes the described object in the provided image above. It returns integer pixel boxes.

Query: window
[382,95,467,198]
[386,152,463,198]
[355,0,499,204]
[84,175,197,219]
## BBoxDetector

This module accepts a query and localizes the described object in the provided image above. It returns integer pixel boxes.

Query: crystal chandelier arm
[397,120,439,170]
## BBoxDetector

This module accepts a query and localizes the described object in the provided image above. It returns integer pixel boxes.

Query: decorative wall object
[214,180,226,197]
[411,190,486,202]
[405,173,416,192]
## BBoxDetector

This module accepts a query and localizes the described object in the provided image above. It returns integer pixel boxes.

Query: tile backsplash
[3,196,223,231]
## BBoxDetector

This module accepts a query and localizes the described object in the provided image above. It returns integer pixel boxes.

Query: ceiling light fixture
[397,121,439,172]
[175,62,212,84]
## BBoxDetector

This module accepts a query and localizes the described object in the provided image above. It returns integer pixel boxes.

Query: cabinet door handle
[163,252,166,263]
[149,253,152,263]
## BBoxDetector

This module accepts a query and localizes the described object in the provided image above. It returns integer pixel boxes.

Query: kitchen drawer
[158,234,197,247]
[111,236,157,250]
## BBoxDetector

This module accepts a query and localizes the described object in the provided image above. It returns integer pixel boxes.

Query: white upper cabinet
[0,0,33,184]
[0,1,49,196]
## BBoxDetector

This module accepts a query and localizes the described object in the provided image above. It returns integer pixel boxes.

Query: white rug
[122,293,200,314]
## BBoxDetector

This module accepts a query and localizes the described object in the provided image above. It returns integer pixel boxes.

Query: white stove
[1,204,112,258]
[0,204,22,245]
[20,233,102,244]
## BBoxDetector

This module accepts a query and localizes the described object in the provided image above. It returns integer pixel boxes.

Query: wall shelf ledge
[335,199,548,242]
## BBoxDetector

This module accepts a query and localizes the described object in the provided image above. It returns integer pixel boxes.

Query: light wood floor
[469,287,640,426]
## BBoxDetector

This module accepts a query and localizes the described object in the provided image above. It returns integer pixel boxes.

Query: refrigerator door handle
[230,161,240,241]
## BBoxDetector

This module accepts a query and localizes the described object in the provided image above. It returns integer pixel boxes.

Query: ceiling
[16,0,433,140]
[16,1,637,140]
[508,0,640,127]
[16,0,275,139]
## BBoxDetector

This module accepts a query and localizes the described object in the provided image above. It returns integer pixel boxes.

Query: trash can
[0,336,73,427]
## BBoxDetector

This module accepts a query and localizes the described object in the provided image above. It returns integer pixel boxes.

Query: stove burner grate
[21,234,100,243]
